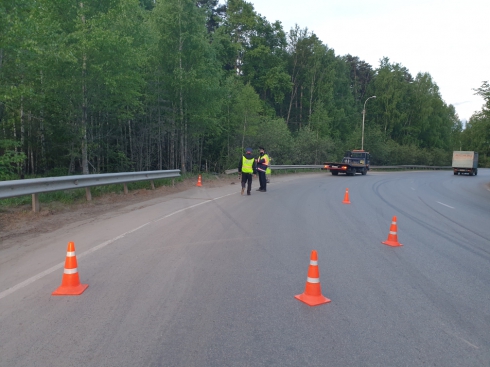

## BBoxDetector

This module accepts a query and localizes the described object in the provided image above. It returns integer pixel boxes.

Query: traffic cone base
[382,240,403,247]
[52,283,88,296]
[342,188,351,204]
[295,293,331,306]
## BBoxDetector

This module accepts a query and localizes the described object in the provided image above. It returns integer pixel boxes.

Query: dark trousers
[258,170,267,191]
[241,173,253,193]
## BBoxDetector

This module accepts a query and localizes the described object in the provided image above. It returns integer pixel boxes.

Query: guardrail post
[32,194,40,213]
[150,180,155,190]
[172,179,174,187]
[85,187,92,201]
[123,183,128,195]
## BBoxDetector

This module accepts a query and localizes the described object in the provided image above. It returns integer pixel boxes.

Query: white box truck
[452,151,478,176]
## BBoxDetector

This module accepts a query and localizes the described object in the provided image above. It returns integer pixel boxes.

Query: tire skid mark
[372,180,490,262]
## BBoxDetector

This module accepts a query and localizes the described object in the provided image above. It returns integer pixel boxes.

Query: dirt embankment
[0,175,239,247]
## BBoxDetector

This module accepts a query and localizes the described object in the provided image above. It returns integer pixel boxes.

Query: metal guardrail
[225,165,323,174]
[371,165,451,170]
[225,165,451,174]
[270,165,325,170]
[2,164,451,212]
[0,170,181,212]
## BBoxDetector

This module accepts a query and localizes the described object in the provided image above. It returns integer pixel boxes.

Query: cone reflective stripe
[342,188,351,204]
[295,250,331,306]
[196,174,202,187]
[382,216,403,247]
[52,242,88,296]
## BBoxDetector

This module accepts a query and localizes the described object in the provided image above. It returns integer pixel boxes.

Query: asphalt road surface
[1,170,490,367]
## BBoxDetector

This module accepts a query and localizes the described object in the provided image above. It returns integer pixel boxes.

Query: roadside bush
[0,140,26,180]
[291,126,334,165]
[254,118,294,164]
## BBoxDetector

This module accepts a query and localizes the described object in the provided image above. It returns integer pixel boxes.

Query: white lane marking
[457,337,479,349]
[0,192,236,301]
[0,263,64,300]
[440,323,479,349]
[437,201,454,209]
[411,187,415,190]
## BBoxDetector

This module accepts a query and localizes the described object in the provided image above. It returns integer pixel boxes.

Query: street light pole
[362,95,376,151]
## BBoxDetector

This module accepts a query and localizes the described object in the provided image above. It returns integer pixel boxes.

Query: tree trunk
[20,95,25,176]
[80,2,89,175]
[158,81,163,170]
[227,102,230,159]
[28,111,34,174]
[158,124,162,170]
[295,89,298,127]
[287,84,297,125]
[178,8,186,174]
[170,111,175,169]
[309,74,315,120]
[286,86,298,124]
[198,135,203,172]
[241,113,247,151]
[300,85,303,128]
[38,70,45,174]
[128,120,133,167]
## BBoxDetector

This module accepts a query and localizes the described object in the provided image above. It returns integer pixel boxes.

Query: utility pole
[362,96,376,150]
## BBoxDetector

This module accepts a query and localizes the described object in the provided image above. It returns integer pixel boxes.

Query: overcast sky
[247,0,488,122]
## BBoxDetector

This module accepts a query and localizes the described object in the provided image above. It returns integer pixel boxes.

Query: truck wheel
[469,170,473,176]
[475,168,478,176]
[361,168,367,175]
[453,171,458,175]
[331,171,338,176]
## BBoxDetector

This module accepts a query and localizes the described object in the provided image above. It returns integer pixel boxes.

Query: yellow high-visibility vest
[264,154,271,174]
[257,153,269,172]
[242,156,254,173]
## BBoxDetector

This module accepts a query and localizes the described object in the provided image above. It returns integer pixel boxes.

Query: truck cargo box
[452,151,478,176]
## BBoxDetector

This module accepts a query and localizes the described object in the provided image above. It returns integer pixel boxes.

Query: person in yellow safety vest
[238,147,257,195]
[256,146,269,192]
[265,153,271,183]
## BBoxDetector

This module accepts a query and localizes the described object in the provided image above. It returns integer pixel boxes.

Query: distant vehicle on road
[452,151,478,176]
[322,150,370,176]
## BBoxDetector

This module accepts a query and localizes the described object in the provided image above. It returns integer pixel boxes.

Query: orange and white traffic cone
[196,174,202,187]
[295,250,331,306]
[52,242,88,296]
[382,216,403,247]
[342,188,351,204]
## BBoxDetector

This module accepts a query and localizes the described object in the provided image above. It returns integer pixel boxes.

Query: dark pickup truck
[322,150,370,176]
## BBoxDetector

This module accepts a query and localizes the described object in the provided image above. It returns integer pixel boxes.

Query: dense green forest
[1,0,488,180]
